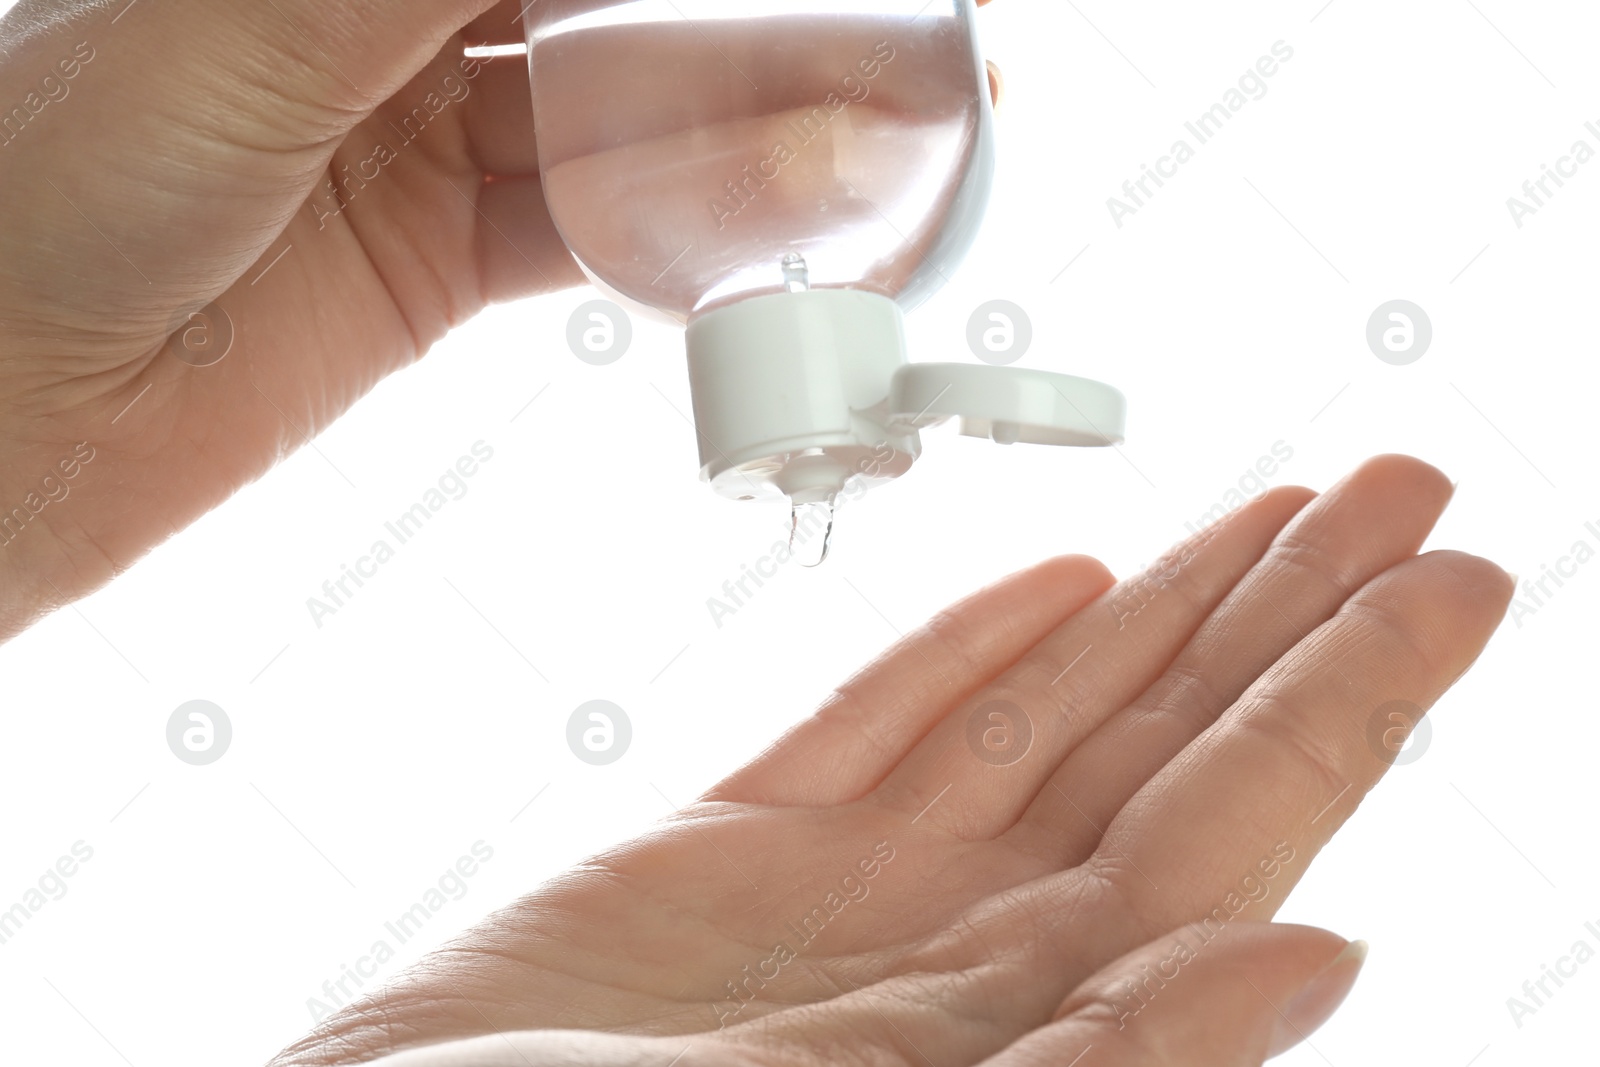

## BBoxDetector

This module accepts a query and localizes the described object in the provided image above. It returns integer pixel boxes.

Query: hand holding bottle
[0,0,590,635]
[0,0,1010,638]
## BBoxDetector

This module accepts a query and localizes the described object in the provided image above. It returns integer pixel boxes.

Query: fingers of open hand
[985,923,1363,1067]
[870,485,1314,836]
[1005,454,1455,865]
[1079,548,1512,949]
[708,554,1114,807]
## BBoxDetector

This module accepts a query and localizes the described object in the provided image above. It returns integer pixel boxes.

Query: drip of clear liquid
[781,253,810,293]
[789,498,835,568]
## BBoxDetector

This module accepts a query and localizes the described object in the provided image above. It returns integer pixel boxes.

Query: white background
[1,1,1596,1065]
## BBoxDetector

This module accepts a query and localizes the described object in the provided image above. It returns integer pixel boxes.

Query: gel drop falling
[781,252,809,293]
[780,252,836,569]
[790,498,836,568]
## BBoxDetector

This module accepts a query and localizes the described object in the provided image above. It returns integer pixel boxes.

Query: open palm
[271,455,1511,1065]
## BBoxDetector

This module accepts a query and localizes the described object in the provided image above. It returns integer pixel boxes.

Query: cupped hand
[270,454,1513,1065]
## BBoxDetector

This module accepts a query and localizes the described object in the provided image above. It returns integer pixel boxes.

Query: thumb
[988,921,1367,1066]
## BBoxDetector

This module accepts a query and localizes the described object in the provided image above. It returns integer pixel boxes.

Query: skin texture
[341,926,1367,1066]
[265,456,1511,1067]
[0,0,579,637]
[0,3,1513,1064]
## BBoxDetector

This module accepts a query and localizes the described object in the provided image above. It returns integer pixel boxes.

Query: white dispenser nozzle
[686,289,920,504]
[685,288,1127,508]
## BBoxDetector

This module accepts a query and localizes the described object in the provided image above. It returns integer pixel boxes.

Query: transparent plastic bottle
[528,0,992,319]
[524,0,1124,541]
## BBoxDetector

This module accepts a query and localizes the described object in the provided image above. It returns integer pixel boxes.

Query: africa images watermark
[1182,440,1296,536]
[0,840,95,948]
[1109,516,1229,632]
[1109,841,1297,1029]
[711,839,897,1028]
[0,442,97,550]
[1107,41,1295,228]
[708,41,897,230]
[1505,916,1600,1029]
[306,441,495,628]
[705,441,899,629]
[1504,119,1600,229]
[0,40,96,149]
[305,840,495,1022]
[306,53,493,231]
[1506,517,1600,629]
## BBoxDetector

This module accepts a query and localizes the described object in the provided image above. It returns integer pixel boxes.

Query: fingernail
[1266,939,1367,1058]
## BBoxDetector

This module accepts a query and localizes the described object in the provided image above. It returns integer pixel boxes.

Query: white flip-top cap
[684,289,1124,505]
[889,362,1126,446]
[686,289,919,504]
